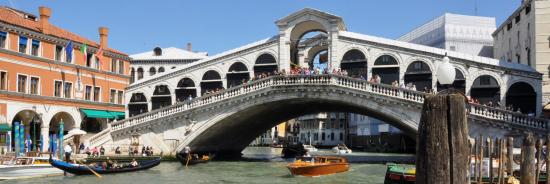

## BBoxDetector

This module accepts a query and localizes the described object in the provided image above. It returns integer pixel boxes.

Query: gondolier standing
[183,146,191,159]
[64,143,73,162]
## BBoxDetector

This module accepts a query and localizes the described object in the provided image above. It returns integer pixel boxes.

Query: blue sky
[2,0,521,55]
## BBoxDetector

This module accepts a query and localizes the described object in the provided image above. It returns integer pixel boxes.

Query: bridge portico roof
[275,8,346,31]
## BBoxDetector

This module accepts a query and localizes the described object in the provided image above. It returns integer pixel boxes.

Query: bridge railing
[469,103,549,131]
[109,74,548,133]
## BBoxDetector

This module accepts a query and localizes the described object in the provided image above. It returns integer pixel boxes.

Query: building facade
[347,114,414,152]
[399,13,496,57]
[492,0,550,108]
[0,6,130,153]
[128,46,207,116]
[294,112,348,147]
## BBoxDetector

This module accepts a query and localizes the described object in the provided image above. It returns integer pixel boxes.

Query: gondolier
[64,143,72,162]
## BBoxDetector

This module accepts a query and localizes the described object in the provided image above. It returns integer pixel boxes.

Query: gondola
[176,153,210,165]
[49,157,161,175]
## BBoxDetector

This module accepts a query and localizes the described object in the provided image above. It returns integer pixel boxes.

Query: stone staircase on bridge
[86,74,550,149]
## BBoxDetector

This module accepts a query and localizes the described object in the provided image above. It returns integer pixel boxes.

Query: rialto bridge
[86,8,546,155]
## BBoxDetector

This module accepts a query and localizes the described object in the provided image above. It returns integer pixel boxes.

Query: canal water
[2,148,407,184]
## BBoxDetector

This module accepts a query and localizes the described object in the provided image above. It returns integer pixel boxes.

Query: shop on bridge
[176,78,197,102]
[129,93,148,117]
[151,85,172,110]
[404,61,432,91]
[372,55,399,85]
[200,70,224,95]
[340,49,367,78]
[253,54,278,76]
[470,75,500,105]
[226,62,250,88]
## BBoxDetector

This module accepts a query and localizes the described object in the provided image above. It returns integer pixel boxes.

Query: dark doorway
[506,82,536,113]
[227,62,250,88]
[201,70,223,95]
[128,93,148,117]
[340,49,367,78]
[151,85,172,110]
[372,55,399,85]
[176,78,197,102]
[254,54,278,76]
[404,61,432,91]
[470,75,500,105]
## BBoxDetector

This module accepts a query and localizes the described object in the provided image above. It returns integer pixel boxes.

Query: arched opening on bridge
[158,67,165,73]
[506,82,536,113]
[201,70,223,95]
[437,68,466,93]
[149,67,156,76]
[151,85,172,110]
[470,75,500,105]
[227,62,250,88]
[137,68,144,80]
[130,68,135,84]
[372,55,399,85]
[11,110,42,152]
[176,78,197,102]
[340,49,367,78]
[308,49,328,71]
[290,20,328,69]
[254,54,278,76]
[404,61,432,91]
[128,93,148,117]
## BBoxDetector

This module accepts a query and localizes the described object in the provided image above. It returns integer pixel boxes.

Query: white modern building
[399,13,496,58]
[130,44,208,84]
[492,0,550,109]
[295,112,348,146]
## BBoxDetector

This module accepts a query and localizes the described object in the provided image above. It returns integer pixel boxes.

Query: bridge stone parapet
[87,74,550,154]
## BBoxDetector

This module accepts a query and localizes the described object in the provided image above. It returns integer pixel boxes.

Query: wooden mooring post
[415,94,468,184]
[507,137,514,177]
[546,135,550,184]
[488,138,493,184]
[536,138,543,184]
[478,135,484,184]
[520,133,536,184]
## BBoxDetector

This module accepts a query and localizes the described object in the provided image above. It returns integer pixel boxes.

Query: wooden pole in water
[415,94,468,184]
[507,137,514,177]
[475,137,479,181]
[497,138,504,184]
[479,135,484,184]
[546,135,550,184]
[487,137,493,184]
[520,133,536,184]
[536,138,542,184]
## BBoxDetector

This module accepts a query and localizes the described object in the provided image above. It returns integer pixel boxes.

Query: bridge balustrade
[108,74,550,135]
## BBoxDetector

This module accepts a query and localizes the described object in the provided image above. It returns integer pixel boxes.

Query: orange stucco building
[0,6,130,153]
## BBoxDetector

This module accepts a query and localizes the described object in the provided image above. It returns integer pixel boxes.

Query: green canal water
[1,148,408,184]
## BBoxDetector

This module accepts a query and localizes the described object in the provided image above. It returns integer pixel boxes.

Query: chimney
[38,6,51,34]
[98,27,109,49]
[186,42,192,52]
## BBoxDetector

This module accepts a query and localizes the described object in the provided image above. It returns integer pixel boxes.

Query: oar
[185,153,191,168]
[75,159,103,178]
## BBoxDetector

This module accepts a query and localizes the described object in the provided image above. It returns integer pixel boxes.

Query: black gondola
[49,157,161,175]
[176,153,210,165]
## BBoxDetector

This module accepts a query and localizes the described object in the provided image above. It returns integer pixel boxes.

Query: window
[154,47,162,56]
[17,75,27,93]
[158,67,165,73]
[149,67,156,76]
[30,77,39,95]
[330,132,334,141]
[322,132,325,141]
[110,89,116,103]
[93,86,100,101]
[526,5,531,14]
[85,86,92,100]
[18,36,28,53]
[0,71,6,90]
[118,60,124,74]
[0,31,6,48]
[55,45,63,61]
[54,81,62,97]
[65,48,72,63]
[527,49,531,66]
[137,68,144,79]
[64,82,72,98]
[86,53,93,67]
[95,56,100,69]
[339,132,343,141]
[31,39,40,56]
[117,90,123,104]
[517,54,521,64]
[111,59,117,72]
[507,23,512,31]
[515,15,521,23]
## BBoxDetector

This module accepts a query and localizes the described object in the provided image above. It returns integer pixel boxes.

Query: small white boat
[304,145,318,152]
[0,157,63,180]
[332,146,352,154]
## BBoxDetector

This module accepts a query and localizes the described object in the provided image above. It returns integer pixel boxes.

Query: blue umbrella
[19,124,24,155]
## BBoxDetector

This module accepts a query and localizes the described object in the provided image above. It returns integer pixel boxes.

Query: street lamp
[437,53,456,86]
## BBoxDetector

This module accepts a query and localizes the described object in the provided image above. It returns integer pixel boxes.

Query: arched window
[176,78,196,101]
[130,68,135,84]
[158,67,165,73]
[471,75,500,105]
[254,54,278,76]
[372,55,399,85]
[200,70,223,95]
[227,62,250,88]
[153,47,162,56]
[506,82,536,113]
[137,68,144,80]
[404,61,432,91]
[341,49,367,77]
[129,93,148,117]
[149,67,157,76]
[151,85,172,110]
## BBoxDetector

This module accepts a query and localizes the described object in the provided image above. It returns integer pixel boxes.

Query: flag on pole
[65,41,73,62]
[81,43,87,64]
[96,44,104,67]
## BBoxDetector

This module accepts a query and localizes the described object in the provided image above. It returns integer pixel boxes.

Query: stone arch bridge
[87,8,547,155]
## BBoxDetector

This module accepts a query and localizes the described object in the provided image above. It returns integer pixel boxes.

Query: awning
[80,109,125,120]
[0,123,11,132]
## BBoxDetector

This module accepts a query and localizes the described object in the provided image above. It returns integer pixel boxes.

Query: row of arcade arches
[128,49,537,117]
[130,67,167,83]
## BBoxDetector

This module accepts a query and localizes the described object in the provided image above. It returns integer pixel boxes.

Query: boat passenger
[130,159,139,167]
[303,151,313,162]
[64,143,73,162]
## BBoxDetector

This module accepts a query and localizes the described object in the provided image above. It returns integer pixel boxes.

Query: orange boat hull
[287,163,349,177]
